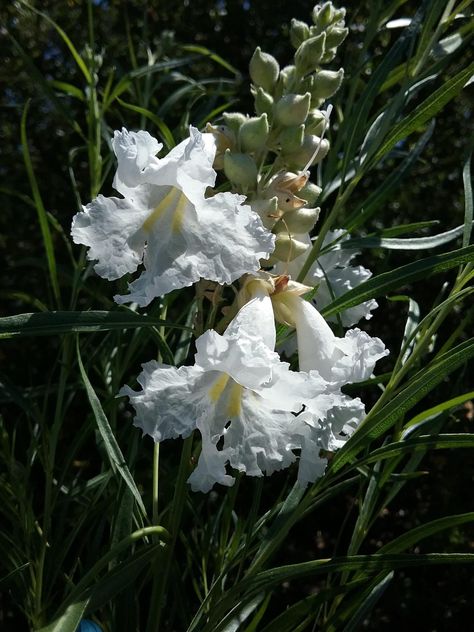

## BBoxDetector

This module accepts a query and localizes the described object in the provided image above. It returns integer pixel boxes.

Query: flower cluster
[71,2,387,493]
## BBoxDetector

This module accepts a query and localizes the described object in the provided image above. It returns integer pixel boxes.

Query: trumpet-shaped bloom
[71,127,274,305]
[276,230,378,326]
[120,291,335,492]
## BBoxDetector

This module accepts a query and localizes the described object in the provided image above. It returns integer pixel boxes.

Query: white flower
[275,229,378,326]
[273,289,388,382]
[71,127,274,306]
[120,290,330,492]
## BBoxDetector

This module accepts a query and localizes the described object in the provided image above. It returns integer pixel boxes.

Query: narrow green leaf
[373,62,474,162]
[38,600,89,632]
[117,97,175,148]
[463,151,473,247]
[0,310,190,339]
[19,0,92,83]
[402,390,474,437]
[341,222,471,250]
[332,338,474,470]
[21,101,61,307]
[340,572,394,632]
[353,434,474,469]
[181,44,240,76]
[76,340,147,517]
[49,80,85,101]
[321,245,474,319]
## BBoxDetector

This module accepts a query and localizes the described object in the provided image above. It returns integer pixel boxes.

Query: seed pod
[249,46,280,93]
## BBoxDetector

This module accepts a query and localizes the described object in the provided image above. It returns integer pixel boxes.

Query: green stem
[146,435,194,632]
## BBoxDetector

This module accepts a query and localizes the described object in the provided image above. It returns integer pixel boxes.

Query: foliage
[0,1,473,630]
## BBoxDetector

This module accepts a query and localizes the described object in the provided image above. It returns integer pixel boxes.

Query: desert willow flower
[71,127,274,306]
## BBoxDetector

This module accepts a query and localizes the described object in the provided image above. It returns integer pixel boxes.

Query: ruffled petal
[112,128,162,191]
[71,194,149,280]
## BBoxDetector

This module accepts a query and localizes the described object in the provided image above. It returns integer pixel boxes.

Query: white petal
[225,292,276,350]
[119,361,202,441]
[71,194,149,280]
[188,417,235,493]
[112,128,162,190]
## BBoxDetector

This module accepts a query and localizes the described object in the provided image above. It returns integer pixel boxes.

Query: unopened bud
[252,86,274,117]
[325,26,349,48]
[222,112,248,134]
[250,196,280,230]
[249,47,280,93]
[285,135,330,169]
[224,150,258,187]
[205,123,236,170]
[276,206,320,233]
[271,232,309,262]
[312,68,344,100]
[239,114,269,152]
[295,32,326,75]
[314,2,335,27]
[290,19,310,48]
[278,124,304,153]
[299,181,322,205]
[275,93,311,127]
[305,108,327,134]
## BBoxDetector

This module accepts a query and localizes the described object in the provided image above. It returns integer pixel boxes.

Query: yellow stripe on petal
[227,382,243,417]
[143,186,186,232]
[209,373,229,402]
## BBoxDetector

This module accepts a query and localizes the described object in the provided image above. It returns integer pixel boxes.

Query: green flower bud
[285,135,330,169]
[222,112,248,135]
[299,181,322,205]
[295,32,326,76]
[223,150,258,187]
[270,232,309,262]
[274,92,311,126]
[325,26,348,49]
[313,2,335,27]
[250,196,279,230]
[275,206,321,233]
[290,19,310,48]
[239,114,269,152]
[249,46,280,93]
[278,124,304,153]
[312,68,344,100]
[305,108,326,134]
[252,86,274,117]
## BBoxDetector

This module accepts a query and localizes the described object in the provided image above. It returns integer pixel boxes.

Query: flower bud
[298,181,322,205]
[239,114,269,152]
[325,26,348,49]
[253,86,274,116]
[278,124,304,153]
[285,135,330,169]
[276,206,320,233]
[305,108,327,134]
[295,33,326,75]
[274,93,311,127]
[313,2,335,27]
[222,112,248,134]
[205,123,236,170]
[290,19,310,48]
[270,232,309,262]
[249,46,280,93]
[224,150,258,187]
[250,196,280,230]
[312,68,344,100]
